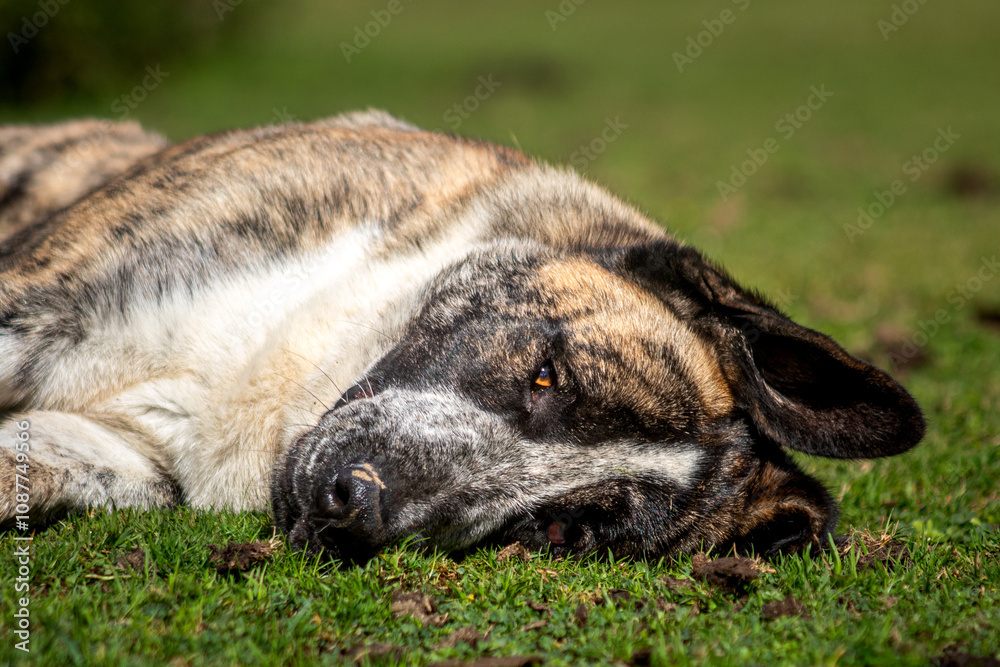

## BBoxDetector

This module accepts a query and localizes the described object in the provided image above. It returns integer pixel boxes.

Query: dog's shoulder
[312,108,423,132]
[0,113,673,331]
[0,119,167,241]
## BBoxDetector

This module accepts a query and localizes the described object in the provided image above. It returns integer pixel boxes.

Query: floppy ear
[603,241,925,458]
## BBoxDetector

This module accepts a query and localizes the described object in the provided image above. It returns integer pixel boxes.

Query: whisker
[285,422,320,431]
[282,348,343,396]
[273,371,329,414]
[326,319,393,340]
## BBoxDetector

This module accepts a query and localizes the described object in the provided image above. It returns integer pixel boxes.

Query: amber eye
[533,363,555,390]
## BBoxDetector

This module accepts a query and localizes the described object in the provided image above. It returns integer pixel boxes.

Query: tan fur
[539,258,734,418]
[0,120,166,240]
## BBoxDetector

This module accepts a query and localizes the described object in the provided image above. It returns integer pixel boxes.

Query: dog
[0,111,924,564]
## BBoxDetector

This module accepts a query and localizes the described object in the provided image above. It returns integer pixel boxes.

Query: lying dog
[0,111,924,563]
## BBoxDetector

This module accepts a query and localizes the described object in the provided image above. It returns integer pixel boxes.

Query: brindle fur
[0,111,924,563]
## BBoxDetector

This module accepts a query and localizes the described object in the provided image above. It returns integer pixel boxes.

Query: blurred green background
[2,1,996,309]
[3,0,999,526]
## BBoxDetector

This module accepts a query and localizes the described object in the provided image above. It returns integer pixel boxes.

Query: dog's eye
[533,363,555,391]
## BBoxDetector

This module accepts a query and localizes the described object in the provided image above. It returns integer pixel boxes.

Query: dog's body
[0,111,923,563]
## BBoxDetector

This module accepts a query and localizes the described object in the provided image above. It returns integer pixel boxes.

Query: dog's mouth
[481,509,602,558]
[311,523,385,566]
[289,513,595,566]
[271,388,626,564]
[278,469,601,565]
[282,505,390,566]
[275,441,626,565]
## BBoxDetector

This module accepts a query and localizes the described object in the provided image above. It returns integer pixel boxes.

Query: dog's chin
[464,511,598,560]
[279,491,601,563]
[270,434,308,533]
[286,515,383,566]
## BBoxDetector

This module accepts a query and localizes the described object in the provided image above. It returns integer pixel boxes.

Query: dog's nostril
[315,463,385,528]
[316,471,360,518]
[318,475,358,518]
[317,484,346,517]
[311,463,389,564]
[334,474,352,508]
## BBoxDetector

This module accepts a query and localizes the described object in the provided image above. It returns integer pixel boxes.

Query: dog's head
[272,240,924,564]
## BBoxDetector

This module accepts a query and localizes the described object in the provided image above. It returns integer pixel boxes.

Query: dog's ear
[602,241,925,458]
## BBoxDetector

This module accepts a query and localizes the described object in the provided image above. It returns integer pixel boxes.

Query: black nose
[315,463,386,552]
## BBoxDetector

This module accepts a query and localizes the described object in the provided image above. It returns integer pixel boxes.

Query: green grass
[2,1,999,664]
[1,511,998,665]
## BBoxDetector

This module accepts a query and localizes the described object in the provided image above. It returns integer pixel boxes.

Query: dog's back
[0,120,167,243]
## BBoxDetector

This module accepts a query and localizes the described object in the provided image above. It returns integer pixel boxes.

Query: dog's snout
[315,463,387,556]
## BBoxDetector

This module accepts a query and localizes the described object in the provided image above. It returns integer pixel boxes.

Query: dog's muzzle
[271,384,527,565]
[315,462,387,547]
[276,457,391,565]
